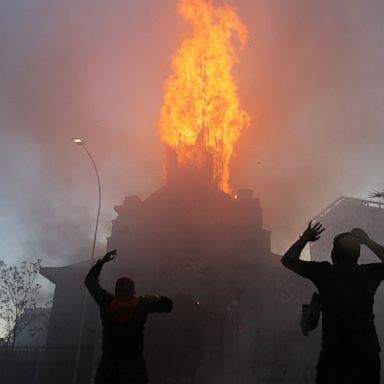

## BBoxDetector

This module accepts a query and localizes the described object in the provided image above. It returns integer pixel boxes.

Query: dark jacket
[85,260,173,358]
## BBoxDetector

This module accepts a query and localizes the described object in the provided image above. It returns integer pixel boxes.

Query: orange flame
[159,0,250,194]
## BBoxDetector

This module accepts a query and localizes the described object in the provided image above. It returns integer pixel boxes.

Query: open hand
[351,228,370,244]
[301,221,325,242]
[102,249,117,263]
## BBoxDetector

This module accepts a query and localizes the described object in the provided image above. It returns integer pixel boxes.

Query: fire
[159,0,250,194]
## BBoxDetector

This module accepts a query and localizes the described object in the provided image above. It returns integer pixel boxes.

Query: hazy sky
[1,0,384,269]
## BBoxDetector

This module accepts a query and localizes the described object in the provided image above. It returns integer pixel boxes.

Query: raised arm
[142,295,173,313]
[281,222,325,277]
[85,250,117,304]
[351,228,384,263]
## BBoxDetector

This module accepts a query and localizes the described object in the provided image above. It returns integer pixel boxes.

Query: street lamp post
[71,138,101,384]
[72,138,102,262]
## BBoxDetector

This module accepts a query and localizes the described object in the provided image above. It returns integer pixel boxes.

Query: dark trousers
[316,350,381,384]
[95,354,148,384]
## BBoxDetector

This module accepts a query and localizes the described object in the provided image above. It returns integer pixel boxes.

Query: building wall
[38,265,98,384]
[38,181,322,384]
[310,197,384,263]
[14,308,50,347]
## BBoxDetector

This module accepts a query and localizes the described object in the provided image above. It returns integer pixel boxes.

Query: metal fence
[0,346,94,384]
[0,346,44,384]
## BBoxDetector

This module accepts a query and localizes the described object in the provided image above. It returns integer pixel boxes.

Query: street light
[72,138,84,145]
[71,138,101,262]
[71,138,101,384]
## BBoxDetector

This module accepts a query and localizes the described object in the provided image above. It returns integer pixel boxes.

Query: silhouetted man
[85,250,173,384]
[282,222,384,384]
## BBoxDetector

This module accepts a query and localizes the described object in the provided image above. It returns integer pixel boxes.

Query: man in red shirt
[85,250,173,384]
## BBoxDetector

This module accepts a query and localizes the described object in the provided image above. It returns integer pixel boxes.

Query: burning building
[159,0,250,195]
[38,176,317,384]
[34,1,319,383]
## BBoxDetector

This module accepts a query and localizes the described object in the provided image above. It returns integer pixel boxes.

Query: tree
[369,190,384,208]
[0,259,50,347]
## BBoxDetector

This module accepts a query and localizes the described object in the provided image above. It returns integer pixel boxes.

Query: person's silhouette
[282,223,384,384]
[85,249,173,384]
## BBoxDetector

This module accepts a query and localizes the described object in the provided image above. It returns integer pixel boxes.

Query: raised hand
[102,249,117,263]
[301,221,325,242]
[351,228,370,244]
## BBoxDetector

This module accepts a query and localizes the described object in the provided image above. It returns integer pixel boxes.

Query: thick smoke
[0,0,180,265]
[1,0,384,269]
[233,0,384,252]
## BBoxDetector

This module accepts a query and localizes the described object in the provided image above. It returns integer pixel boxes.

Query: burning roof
[159,0,250,195]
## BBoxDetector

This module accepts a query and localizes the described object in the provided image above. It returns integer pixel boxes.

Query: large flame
[159,0,250,194]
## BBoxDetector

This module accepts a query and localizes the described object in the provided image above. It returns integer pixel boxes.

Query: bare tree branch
[0,259,51,346]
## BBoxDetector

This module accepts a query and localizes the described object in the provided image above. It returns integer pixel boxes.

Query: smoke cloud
[1,0,384,269]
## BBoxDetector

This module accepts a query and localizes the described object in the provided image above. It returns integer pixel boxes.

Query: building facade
[36,175,319,384]
[310,196,384,263]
